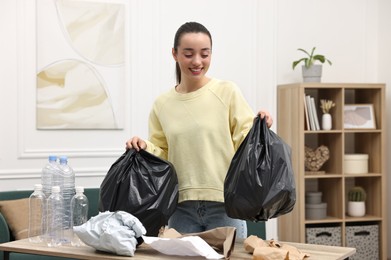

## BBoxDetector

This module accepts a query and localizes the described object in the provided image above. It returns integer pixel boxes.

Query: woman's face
[173,32,212,83]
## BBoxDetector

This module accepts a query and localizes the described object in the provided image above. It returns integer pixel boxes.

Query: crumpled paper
[142,227,236,259]
[244,235,310,260]
[73,211,146,256]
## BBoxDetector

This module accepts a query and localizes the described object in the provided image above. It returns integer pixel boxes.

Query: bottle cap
[34,184,43,191]
[48,155,57,161]
[75,186,84,193]
[51,186,61,193]
[59,156,68,164]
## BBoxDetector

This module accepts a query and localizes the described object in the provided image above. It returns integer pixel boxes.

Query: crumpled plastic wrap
[73,211,146,256]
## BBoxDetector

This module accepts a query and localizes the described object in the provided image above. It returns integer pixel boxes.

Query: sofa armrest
[0,212,11,260]
[0,212,11,243]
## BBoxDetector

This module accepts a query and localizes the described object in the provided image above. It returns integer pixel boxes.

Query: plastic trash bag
[99,149,179,236]
[73,211,146,256]
[224,116,296,221]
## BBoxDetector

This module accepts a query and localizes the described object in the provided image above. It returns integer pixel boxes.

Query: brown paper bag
[160,227,236,259]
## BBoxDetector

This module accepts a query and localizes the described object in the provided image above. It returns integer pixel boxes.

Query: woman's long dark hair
[173,22,212,84]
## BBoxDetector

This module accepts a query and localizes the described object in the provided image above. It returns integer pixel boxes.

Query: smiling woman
[125,21,273,239]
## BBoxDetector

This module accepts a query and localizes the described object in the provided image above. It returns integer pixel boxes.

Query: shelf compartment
[344,87,383,130]
[344,132,382,174]
[305,88,343,131]
[345,176,382,218]
[305,133,343,174]
[305,178,343,220]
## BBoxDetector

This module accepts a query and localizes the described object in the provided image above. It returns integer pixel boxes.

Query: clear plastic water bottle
[41,155,58,198]
[28,184,46,243]
[47,186,63,247]
[57,156,75,243]
[70,186,89,246]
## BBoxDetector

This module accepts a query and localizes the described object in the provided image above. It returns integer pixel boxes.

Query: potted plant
[292,47,332,82]
[347,186,366,217]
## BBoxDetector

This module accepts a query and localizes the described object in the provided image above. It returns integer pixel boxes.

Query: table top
[0,238,355,260]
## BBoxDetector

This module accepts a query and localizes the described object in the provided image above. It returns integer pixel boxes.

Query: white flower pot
[347,201,366,217]
[322,113,332,130]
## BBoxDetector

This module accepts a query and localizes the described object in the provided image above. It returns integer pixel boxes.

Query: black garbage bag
[224,116,296,221]
[99,149,178,236]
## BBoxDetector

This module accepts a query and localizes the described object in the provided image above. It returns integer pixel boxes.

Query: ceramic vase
[322,113,332,130]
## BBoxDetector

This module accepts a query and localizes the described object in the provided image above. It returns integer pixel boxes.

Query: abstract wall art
[36,0,127,129]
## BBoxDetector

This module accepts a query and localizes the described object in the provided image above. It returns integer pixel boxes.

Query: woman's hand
[126,136,147,151]
[257,110,273,128]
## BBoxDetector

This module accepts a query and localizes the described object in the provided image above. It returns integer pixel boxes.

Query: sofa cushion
[0,198,29,240]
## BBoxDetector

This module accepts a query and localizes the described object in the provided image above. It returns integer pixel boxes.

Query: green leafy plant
[348,186,367,202]
[292,47,332,70]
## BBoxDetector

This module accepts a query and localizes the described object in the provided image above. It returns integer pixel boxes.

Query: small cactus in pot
[348,186,367,202]
[347,186,366,217]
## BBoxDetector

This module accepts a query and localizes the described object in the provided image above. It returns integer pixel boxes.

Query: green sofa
[0,188,100,260]
[0,188,265,260]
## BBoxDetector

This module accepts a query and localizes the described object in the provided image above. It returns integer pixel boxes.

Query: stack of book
[304,95,320,131]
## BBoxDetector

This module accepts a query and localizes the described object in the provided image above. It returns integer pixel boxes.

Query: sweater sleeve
[145,103,168,160]
[229,84,255,151]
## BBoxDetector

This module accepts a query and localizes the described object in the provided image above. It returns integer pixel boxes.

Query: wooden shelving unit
[277,83,386,259]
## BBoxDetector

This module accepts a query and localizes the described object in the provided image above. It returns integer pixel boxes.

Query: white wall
[1,0,390,252]
[277,0,379,83]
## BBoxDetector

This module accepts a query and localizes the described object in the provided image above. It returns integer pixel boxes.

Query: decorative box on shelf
[346,224,379,260]
[344,154,368,174]
[306,226,342,246]
[305,192,327,220]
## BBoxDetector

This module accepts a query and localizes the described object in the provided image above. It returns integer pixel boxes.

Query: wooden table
[0,238,355,260]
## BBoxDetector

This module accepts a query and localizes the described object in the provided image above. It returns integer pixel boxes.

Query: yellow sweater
[145,78,255,203]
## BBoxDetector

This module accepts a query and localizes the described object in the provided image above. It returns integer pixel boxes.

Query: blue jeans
[168,201,247,239]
